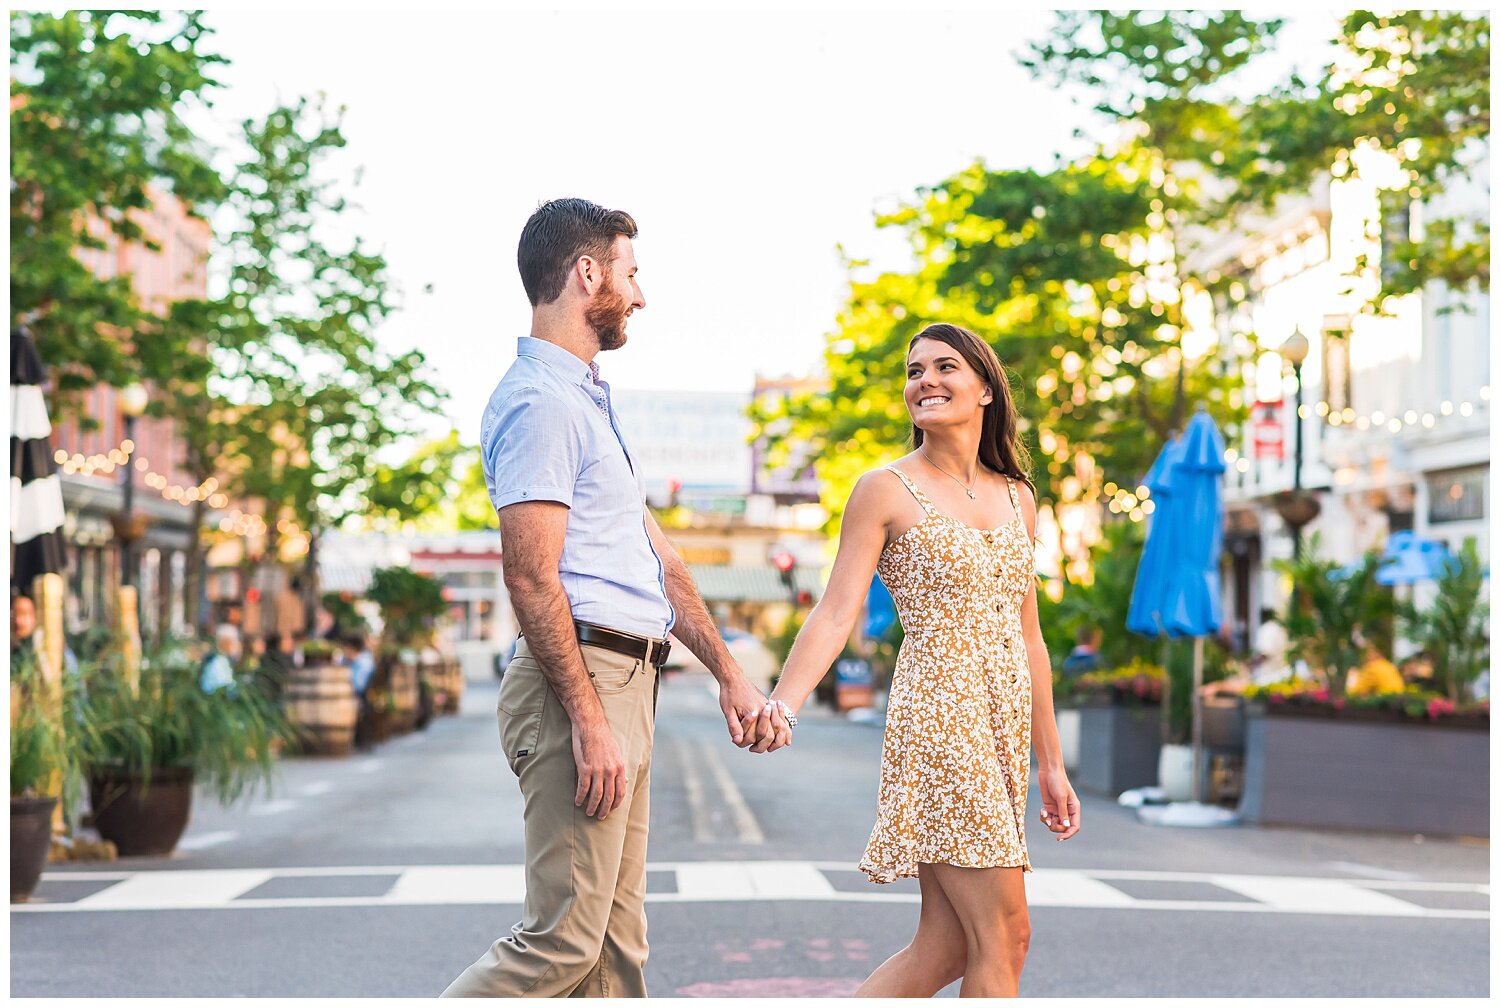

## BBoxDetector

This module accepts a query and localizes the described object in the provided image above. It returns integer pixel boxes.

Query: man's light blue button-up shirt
[480,336,675,639]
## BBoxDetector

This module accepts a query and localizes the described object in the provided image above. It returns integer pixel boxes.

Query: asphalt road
[11,673,1490,997]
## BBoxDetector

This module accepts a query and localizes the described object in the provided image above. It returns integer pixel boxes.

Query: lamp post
[1273,329,1319,558]
[116,383,149,588]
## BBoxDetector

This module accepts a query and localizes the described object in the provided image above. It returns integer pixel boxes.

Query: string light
[1304,385,1487,438]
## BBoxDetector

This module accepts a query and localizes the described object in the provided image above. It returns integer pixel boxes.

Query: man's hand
[571,718,629,820]
[718,672,774,748]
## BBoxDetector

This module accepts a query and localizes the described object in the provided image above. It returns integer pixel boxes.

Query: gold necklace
[920,448,978,499]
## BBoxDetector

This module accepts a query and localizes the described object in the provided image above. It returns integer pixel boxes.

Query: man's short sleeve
[482,386,586,511]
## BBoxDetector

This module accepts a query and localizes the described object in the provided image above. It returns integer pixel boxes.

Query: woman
[754,322,1080,997]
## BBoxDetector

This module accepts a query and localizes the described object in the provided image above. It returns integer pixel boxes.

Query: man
[443,199,791,998]
[199,624,242,694]
[1059,625,1101,679]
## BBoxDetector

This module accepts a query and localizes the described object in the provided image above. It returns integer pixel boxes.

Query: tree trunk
[185,498,206,635]
[303,528,321,634]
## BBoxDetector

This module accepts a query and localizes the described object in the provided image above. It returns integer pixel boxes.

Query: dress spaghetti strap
[885,467,938,517]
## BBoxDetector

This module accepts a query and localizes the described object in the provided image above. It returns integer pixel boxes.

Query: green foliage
[10,654,81,804]
[208,97,448,544]
[10,10,227,411]
[74,640,293,805]
[1244,679,1489,723]
[1274,537,1394,700]
[1398,538,1490,705]
[364,431,495,532]
[321,591,370,639]
[1068,657,1164,706]
[1052,520,1158,670]
[366,566,447,650]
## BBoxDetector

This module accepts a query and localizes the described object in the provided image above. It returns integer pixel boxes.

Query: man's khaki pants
[442,638,657,998]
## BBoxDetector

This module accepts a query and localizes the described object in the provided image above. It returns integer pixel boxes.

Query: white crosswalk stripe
[17,862,1488,919]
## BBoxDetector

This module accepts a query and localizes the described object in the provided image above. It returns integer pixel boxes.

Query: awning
[687,564,823,604]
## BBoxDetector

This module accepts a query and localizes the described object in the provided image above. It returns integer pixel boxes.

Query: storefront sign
[1251,400,1285,461]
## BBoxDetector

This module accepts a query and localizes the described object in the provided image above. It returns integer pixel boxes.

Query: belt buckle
[653,639,671,669]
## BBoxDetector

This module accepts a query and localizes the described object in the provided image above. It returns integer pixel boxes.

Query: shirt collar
[517,336,595,386]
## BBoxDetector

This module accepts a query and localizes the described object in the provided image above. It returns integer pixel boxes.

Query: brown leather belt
[575,620,672,670]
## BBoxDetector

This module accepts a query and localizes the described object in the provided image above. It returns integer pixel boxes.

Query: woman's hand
[1037,767,1081,841]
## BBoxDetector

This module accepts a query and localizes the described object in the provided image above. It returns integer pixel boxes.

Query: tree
[1233,11,1489,311]
[10,10,226,410]
[183,97,446,614]
[364,431,496,533]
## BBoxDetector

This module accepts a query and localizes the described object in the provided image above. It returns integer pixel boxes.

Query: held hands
[741,698,795,753]
[717,671,793,753]
[1037,767,1081,841]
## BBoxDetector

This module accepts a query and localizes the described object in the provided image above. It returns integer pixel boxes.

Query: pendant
[967,490,976,499]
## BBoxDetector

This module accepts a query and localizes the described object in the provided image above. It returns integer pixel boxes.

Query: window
[1427,466,1487,525]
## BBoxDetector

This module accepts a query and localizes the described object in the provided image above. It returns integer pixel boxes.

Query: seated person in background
[1060,625,1102,678]
[1202,609,1290,697]
[200,624,243,693]
[1346,638,1405,696]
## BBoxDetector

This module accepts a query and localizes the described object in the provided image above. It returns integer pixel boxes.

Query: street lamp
[1273,329,1319,558]
[115,383,149,588]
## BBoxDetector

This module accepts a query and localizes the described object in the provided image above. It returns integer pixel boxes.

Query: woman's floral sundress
[858,465,1034,883]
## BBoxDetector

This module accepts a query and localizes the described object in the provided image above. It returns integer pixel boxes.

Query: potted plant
[1236,542,1489,837]
[1069,659,1165,796]
[11,656,79,902]
[1398,537,1489,705]
[1275,538,1393,700]
[75,639,293,856]
[283,638,358,757]
[366,566,447,734]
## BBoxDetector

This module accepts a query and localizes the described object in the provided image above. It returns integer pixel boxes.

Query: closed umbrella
[11,326,68,590]
[1126,408,1230,824]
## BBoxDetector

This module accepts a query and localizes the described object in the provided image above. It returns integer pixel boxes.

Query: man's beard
[586,276,630,352]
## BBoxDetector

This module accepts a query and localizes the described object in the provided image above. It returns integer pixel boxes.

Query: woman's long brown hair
[908,322,1036,500]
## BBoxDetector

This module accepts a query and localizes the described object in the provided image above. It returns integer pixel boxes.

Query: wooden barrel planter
[388,656,420,735]
[284,661,358,757]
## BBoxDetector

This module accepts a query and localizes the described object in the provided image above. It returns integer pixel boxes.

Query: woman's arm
[1017,482,1081,841]
[767,471,893,715]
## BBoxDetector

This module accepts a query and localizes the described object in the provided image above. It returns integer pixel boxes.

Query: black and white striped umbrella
[11,326,68,591]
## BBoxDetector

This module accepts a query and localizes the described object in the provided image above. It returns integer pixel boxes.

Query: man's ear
[575,255,600,295]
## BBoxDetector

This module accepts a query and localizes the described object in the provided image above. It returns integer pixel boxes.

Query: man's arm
[645,509,788,751]
[501,500,628,820]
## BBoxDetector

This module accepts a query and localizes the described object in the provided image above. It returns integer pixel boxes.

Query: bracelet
[767,698,797,728]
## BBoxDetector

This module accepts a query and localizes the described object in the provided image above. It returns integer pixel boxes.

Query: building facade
[1198,144,1490,650]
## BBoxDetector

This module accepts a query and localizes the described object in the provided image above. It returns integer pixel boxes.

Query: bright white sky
[192,2,1339,445]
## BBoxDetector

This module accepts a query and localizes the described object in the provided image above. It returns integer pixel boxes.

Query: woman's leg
[854,864,967,997]
[925,863,1030,997]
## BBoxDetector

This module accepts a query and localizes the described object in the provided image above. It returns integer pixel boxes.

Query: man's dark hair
[518,198,638,307]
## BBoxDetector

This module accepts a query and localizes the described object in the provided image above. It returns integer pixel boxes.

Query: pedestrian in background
[200,624,242,694]
[442,198,787,999]
[1060,625,1102,678]
[763,322,1080,997]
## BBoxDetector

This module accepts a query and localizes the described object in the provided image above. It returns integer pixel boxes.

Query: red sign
[1251,400,1284,461]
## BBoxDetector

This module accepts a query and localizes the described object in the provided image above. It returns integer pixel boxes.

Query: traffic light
[772,551,795,597]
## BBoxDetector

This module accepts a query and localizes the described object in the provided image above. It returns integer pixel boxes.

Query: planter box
[1073,701,1162,796]
[1240,705,1489,837]
[1055,708,1080,772]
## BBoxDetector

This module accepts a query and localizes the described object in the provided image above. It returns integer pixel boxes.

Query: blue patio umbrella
[1375,531,1454,586]
[1125,433,1188,637]
[1125,408,1227,810]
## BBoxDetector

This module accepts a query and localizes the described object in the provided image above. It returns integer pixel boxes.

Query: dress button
[994,602,1002,613]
